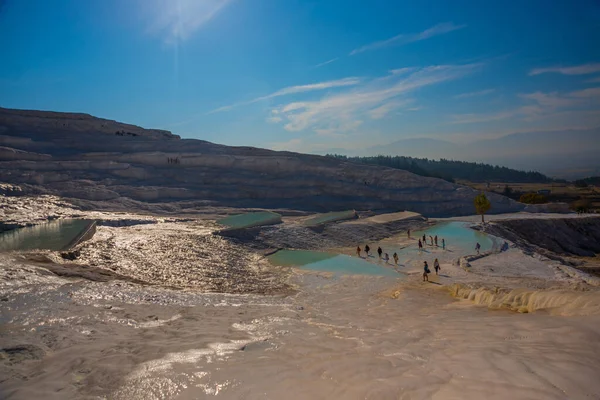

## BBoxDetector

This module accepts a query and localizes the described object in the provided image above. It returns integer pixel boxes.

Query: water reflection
[0,219,92,251]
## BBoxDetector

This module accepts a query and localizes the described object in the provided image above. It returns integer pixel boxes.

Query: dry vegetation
[458,181,600,212]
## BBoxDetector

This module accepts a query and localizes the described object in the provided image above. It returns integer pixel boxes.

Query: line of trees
[574,176,600,187]
[326,154,554,183]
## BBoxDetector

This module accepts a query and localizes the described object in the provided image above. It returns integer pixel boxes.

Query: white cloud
[273,63,480,133]
[267,116,282,123]
[449,111,517,124]
[453,89,495,99]
[349,22,465,56]
[450,86,600,125]
[519,91,580,109]
[314,58,339,68]
[144,0,233,44]
[208,77,361,114]
[389,67,417,76]
[529,63,600,76]
[368,100,413,119]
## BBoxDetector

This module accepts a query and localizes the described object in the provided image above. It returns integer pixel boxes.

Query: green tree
[474,192,492,223]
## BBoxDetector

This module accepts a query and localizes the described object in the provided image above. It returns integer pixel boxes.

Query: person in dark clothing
[475,242,481,255]
[418,239,423,253]
[422,234,426,243]
[365,245,370,256]
[423,261,431,281]
[434,258,440,275]
[356,246,361,257]
[407,229,411,239]
[377,247,383,258]
[393,252,399,265]
[434,235,438,247]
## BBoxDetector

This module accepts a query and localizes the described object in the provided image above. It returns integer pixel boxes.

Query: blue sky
[1,0,599,154]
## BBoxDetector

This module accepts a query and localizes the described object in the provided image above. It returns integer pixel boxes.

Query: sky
[1,0,600,155]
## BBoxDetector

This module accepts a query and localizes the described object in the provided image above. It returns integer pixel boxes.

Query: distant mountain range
[318,128,600,180]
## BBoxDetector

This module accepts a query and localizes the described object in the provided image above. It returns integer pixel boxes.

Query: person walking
[407,229,411,239]
[423,261,431,282]
[434,258,440,275]
[434,235,438,247]
[442,238,445,251]
[422,234,426,243]
[429,236,434,246]
[475,242,481,255]
[365,244,370,256]
[418,239,423,253]
[384,253,390,263]
[377,246,383,259]
[356,246,362,257]
[393,252,399,265]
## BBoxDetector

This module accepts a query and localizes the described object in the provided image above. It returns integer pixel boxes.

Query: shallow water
[2,214,600,399]
[0,219,91,252]
[217,211,281,229]
[414,221,494,252]
[377,222,495,263]
[268,250,400,277]
[4,273,599,399]
[303,210,356,226]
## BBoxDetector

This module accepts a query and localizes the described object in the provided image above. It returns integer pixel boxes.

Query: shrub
[571,198,592,213]
[519,193,548,204]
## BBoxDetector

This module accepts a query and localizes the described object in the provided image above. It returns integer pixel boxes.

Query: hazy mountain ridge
[322,128,600,179]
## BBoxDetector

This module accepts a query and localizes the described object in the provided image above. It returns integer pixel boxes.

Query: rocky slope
[488,217,600,257]
[0,107,525,216]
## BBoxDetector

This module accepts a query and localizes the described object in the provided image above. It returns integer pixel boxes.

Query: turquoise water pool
[382,221,495,259]
[303,210,356,227]
[0,219,92,252]
[268,249,400,277]
[217,211,282,229]
[414,222,494,253]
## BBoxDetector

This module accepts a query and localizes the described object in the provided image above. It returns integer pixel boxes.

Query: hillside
[0,107,525,217]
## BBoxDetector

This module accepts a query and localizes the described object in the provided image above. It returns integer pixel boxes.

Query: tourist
[365,244,370,256]
[442,238,445,250]
[384,253,389,263]
[393,252,399,265]
[423,261,431,282]
[475,242,481,255]
[434,235,438,246]
[356,246,361,257]
[434,258,440,275]
[501,241,509,252]
[377,246,383,258]
[407,229,411,239]
[418,239,423,253]
[429,235,434,246]
[422,234,426,243]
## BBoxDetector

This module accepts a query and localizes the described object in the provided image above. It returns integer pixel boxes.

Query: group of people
[355,228,491,284]
[356,245,399,265]
[167,157,180,164]
[422,259,441,281]
[416,232,446,253]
